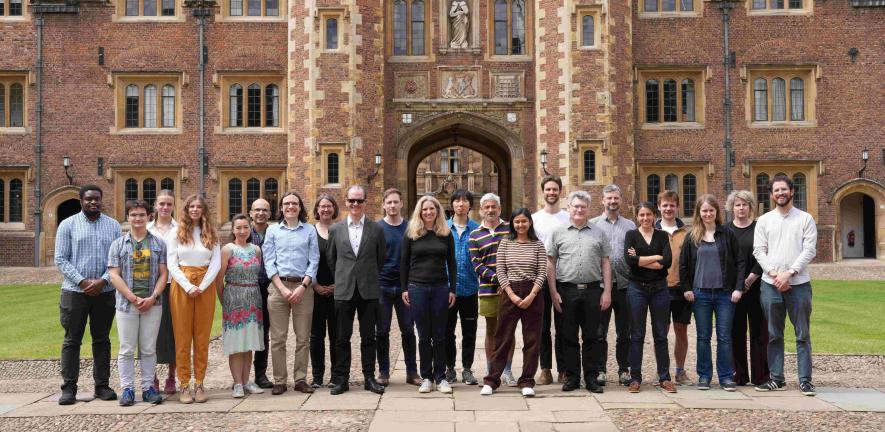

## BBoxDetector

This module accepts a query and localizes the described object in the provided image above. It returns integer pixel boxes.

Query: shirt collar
[348,215,365,226]
[598,213,623,225]
[569,221,591,231]
[281,220,302,230]
[480,219,504,230]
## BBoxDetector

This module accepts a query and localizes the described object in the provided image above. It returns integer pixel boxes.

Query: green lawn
[0,284,222,360]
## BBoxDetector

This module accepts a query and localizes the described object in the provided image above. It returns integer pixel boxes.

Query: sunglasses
[346,199,366,204]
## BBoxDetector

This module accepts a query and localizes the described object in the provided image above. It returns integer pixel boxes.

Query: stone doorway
[40,186,81,265]
[831,179,885,261]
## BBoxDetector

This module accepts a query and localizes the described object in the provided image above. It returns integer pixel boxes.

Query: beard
[775,194,793,207]
[545,194,559,205]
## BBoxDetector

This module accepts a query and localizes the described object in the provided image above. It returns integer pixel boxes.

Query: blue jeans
[377,284,417,376]
[692,288,736,382]
[760,281,812,383]
[408,283,450,383]
[627,280,671,384]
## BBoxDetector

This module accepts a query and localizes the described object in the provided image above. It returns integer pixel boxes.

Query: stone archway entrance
[830,179,885,261]
[40,186,81,265]
[394,112,524,216]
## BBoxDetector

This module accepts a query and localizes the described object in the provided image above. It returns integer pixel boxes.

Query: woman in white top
[146,189,178,395]
[166,194,221,404]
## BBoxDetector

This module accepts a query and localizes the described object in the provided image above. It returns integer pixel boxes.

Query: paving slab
[69,398,154,415]
[552,410,608,422]
[592,387,673,404]
[817,387,885,412]
[379,396,454,411]
[455,421,519,432]
[673,398,768,410]
[527,396,603,412]
[142,395,242,414]
[384,383,450,398]
[454,392,528,411]
[752,396,842,412]
[42,392,95,403]
[666,387,751,400]
[3,400,82,417]
[600,402,681,410]
[518,422,556,432]
[554,421,619,432]
[0,393,52,415]
[368,419,455,432]
[300,390,380,411]
[372,410,475,423]
[470,409,556,422]
[737,387,802,398]
[230,391,309,412]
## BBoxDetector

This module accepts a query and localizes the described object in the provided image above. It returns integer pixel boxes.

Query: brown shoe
[406,373,422,386]
[179,385,194,403]
[193,385,208,403]
[537,369,553,385]
[292,381,314,394]
[272,384,287,395]
[660,380,678,393]
[557,372,567,384]
[377,377,389,386]
[628,381,641,393]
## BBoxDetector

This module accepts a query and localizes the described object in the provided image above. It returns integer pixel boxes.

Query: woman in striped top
[480,208,547,397]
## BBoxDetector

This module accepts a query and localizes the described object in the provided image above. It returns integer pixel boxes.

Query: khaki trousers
[169,265,216,385]
[268,280,314,385]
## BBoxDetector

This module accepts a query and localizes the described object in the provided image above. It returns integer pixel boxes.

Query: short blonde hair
[726,190,756,213]
[406,195,452,240]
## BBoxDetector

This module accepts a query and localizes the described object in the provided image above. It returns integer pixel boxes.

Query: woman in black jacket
[679,194,744,392]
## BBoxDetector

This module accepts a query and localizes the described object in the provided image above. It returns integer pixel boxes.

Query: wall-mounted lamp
[98,47,105,66]
[63,155,74,185]
[540,149,550,175]
[97,157,104,176]
[858,148,869,179]
[848,47,859,64]
[367,152,382,183]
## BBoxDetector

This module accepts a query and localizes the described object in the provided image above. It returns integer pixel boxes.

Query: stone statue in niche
[449,0,469,49]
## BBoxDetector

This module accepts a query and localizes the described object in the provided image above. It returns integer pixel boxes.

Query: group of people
[54,172,817,406]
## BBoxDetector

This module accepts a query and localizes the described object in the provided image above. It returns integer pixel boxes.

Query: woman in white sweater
[166,194,221,403]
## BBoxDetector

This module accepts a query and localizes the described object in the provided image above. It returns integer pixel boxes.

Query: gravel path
[609,409,885,432]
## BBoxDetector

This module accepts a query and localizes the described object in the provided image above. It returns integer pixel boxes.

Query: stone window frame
[320,143,346,189]
[111,167,181,222]
[319,9,344,52]
[487,0,534,61]
[385,0,432,61]
[217,168,286,226]
[216,0,287,22]
[745,0,812,16]
[113,0,185,22]
[0,168,28,230]
[744,65,817,128]
[636,67,707,130]
[575,6,602,50]
[578,141,602,185]
[638,162,708,219]
[639,0,701,18]
[0,73,28,133]
[215,73,286,134]
[0,0,29,21]
[112,73,183,134]
[748,161,818,220]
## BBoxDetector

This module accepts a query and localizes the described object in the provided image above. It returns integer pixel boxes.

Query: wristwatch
[788,269,797,276]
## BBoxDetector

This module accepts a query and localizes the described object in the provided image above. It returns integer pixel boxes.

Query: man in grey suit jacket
[327,185,387,395]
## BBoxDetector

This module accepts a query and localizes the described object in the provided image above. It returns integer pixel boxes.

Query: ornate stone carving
[448,1,470,49]
[440,71,478,99]
[492,73,522,99]
[394,72,429,99]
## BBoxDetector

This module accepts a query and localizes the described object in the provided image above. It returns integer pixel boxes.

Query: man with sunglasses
[248,199,275,389]
[326,185,387,395]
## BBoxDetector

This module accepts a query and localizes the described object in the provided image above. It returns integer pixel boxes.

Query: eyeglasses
[346,199,366,205]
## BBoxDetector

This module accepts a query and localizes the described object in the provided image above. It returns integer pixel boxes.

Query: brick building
[0,0,882,266]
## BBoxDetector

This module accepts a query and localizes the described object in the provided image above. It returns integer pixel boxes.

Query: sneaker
[244,382,264,394]
[58,387,77,406]
[194,384,208,403]
[720,380,737,392]
[799,381,816,396]
[537,369,553,385]
[445,367,457,383]
[142,387,164,404]
[179,385,193,404]
[521,387,535,397]
[119,388,135,406]
[755,379,787,392]
[480,385,494,396]
[311,378,323,389]
[462,369,478,385]
[502,370,518,387]
[628,381,641,393]
[675,370,694,386]
[418,379,433,393]
[697,378,711,390]
[164,377,177,395]
[618,371,631,386]
[660,380,678,393]
[437,379,453,394]
[95,385,118,401]
[596,372,606,386]
[232,384,245,398]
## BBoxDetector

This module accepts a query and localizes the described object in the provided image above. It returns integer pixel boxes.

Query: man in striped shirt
[468,193,516,385]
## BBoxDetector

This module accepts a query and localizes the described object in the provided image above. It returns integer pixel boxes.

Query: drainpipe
[186,1,214,197]
[33,13,44,267]
[719,1,735,197]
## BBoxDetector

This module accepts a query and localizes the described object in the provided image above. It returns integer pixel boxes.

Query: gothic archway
[40,185,81,265]
[828,178,885,261]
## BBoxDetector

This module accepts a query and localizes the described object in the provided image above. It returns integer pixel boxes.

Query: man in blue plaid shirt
[445,189,481,385]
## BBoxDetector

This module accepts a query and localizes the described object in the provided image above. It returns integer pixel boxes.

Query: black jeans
[310,291,338,382]
[627,280,672,384]
[377,284,417,376]
[253,281,272,378]
[540,283,564,372]
[332,290,377,383]
[409,283,450,383]
[445,294,478,370]
[60,290,116,390]
[558,282,604,386]
[595,284,630,374]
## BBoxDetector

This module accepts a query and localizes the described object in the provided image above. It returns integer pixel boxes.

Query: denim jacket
[107,232,167,312]
[447,217,480,297]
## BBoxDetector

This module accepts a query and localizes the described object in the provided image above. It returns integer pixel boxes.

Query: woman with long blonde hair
[401,195,457,393]
[166,194,221,403]
[679,194,744,392]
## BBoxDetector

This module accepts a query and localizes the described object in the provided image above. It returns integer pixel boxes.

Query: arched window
[647,174,660,207]
[144,0,156,16]
[581,15,594,47]
[9,83,22,127]
[665,173,679,195]
[160,177,175,193]
[411,0,425,55]
[753,78,767,121]
[792,173,807,211]
[0,84,5,127]
[247,83,261,127]
[264,178,279,218]
[125,85,139,128]
[663,79,677,122]
[162,85,175,127]
[246,178,261,211]
[645,80,659,122]
[682,174,696,216]
[143,178,157,207]
[771,77,786,121]
[393,0,408,55]
[265,84,279,127]
[7,179,21,223]
[511,0,526,55]
[125,178,139,202]
[326,18,338,50]
[229,84,243,127]
[143,84,157,128]
[494,0,508,55]
[583,150,596,182]
[756,173,770,214]
[327,153,340,184]
[790,77,804,121]
[681,79,695,122]
[229,178,243,219]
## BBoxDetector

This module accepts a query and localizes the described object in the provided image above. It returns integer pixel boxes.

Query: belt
[695,287,724,292]
[279,276,304,283]
[558,281,601,290]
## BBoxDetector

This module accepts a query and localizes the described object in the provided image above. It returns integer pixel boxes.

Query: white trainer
[243,382,264,394]
[502,370,518,387]
[437,379,453,394]
[232,384,245,398]
[480,385,494,396]
[418,379,433,393]
[521,387,535,397]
